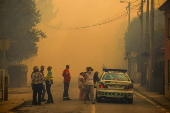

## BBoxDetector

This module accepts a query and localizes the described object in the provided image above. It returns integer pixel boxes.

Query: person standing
[78,72,85,100]
[84,67,95,104]
[31,66,38,90]
[45,66,54,103]
[40,65,47,102]
[94,71,99,87]
[31,66,44,105]
[84,67,91,101]
[62,65,71,100]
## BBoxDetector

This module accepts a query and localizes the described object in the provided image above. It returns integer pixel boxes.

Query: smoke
[23,0,136,84]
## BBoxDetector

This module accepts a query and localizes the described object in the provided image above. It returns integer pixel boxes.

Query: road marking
[134,91,156,105]
[91,104,95,113]
[134,91,170,112]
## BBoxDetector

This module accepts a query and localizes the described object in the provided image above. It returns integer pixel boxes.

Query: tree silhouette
[36,0,62,29]
[124,10,164,55]
[0,0,46,63]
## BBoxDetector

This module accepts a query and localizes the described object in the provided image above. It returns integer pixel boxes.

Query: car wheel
[96,97,101,102]
[127,98,133,104]
[96,93,101,102]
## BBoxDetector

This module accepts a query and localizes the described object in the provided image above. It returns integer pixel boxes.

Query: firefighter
[45,66,54,103]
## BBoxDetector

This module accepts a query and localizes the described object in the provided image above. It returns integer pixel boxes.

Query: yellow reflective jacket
[46,71,53,84]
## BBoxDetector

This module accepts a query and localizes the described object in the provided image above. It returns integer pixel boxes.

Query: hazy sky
[24,0,166,83]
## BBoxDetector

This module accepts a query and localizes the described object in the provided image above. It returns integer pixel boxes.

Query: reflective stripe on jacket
[46,71,53,80]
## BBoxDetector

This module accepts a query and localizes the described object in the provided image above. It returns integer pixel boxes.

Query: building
[141,45,164,94]
[159,0,170,99]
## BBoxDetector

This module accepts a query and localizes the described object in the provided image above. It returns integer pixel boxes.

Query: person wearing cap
[39,65,47,102]
[45,66,54,103]
[31,66,44,105]
[62,65,71,100]
[84,67,95,104]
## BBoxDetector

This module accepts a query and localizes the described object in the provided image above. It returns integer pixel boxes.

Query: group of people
[78,67,99,104]
[31,65,72,105]
[31,65,53,105]
[31,65,99,105]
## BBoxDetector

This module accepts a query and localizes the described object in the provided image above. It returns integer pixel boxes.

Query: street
[1,1,170,113]
[11,80,169,113]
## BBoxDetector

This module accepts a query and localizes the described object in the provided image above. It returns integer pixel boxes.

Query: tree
[36,0,58,24]
[124,10,164,55]
[124,17,142,54]
[36,0,62,29]
[0,0,46,63]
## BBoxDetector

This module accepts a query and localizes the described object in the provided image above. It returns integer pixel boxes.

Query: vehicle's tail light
[124,84,133,89]
[99,83,108,88]
[113,79,118,80]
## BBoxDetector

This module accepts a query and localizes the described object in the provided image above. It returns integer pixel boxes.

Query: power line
[70,4,141,30]
[96,10,127,24]
[95,10,129,26]
[42,0,141,30]
[131,0,140,4]
[70,13,128,30]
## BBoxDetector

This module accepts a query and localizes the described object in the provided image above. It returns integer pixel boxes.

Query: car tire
[127,98,133,104]
[96,93,101,102]
[96,97,101,102]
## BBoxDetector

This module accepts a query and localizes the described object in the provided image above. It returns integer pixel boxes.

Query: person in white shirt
[84,67,95,104]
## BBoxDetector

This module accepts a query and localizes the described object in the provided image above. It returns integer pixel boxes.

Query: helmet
[47,66,52,70]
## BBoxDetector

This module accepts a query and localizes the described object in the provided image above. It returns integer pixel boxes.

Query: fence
[8,64,28,88]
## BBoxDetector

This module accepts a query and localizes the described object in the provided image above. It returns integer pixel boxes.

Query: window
[102,73,129,81]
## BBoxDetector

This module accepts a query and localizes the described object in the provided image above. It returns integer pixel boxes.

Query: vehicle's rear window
[102,73,129,81]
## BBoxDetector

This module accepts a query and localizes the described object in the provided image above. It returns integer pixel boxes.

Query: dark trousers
[32,83,42,105]
[41,84,46,100]
[46,83,53,102]
[63,82,69,98]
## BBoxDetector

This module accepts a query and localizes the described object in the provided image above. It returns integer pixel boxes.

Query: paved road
[13,81,170,113]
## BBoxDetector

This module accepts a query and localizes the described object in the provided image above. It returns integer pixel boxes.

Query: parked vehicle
[96,69,134,104]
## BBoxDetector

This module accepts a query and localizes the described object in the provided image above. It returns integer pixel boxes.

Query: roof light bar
[103,69,127,73]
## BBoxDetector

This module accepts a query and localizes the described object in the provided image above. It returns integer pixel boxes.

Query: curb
[134,88,170,110]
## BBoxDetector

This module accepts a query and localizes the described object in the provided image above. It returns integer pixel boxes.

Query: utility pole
[0,38,11,101]
[144,0,149,85]
[128,2,131,26]
[120,0,131,26]
[140,0,144,86]
[146,0,149,36]
[3,44,8,101]
[149,0,154,91]
[128,1,131,77]
[120,0,131,76]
